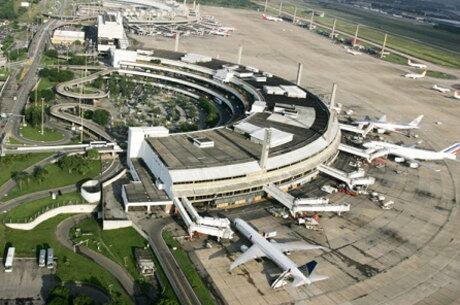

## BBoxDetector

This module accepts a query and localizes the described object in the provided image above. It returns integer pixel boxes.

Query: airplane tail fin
[377,115,387,123]
[408,115,423,127]
[421,70,427,77]
[296,260,328,286]
[407,59,412,65]
[441,143,460,158]
[299,260,317,276]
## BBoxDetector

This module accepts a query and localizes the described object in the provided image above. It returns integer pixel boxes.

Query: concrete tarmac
[134,7,460,305]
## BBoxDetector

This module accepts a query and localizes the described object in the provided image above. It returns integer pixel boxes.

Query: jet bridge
[263,184,350,215]
[173,197,234,240]
[339,144,389,161]
[339,123,373,137]
[317,164,375,190]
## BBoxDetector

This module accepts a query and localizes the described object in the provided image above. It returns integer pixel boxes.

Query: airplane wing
[229,245,266,270]
[406,158,441,172]
[378,115,387,123]
[272,241,326,253]
[388,150,441,172]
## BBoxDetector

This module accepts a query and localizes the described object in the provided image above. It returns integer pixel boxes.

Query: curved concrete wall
[102,168,127,188]
[6,205,97,230]
[81,180,101,203]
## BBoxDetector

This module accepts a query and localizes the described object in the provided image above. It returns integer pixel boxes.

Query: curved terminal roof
[142,51,332,174]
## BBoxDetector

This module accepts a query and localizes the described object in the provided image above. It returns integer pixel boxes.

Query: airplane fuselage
[364,142,454,161]
[355,121,419,131]
[234,218,309,285]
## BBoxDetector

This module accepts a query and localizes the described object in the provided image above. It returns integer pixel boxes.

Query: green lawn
[0,153,51,187]
[6,160,101,199]
[5,192,84,222]
[381,53,408,66]
[0,68,10,81]
[72,219,148,280]
[19,125,65,142]
[163,231,216,305]
[0,215,132,304]
[426,70,457,80]
[41,54,60,66]
[261,1,460,68]
[37,77,57,91]
[72,218,180,304]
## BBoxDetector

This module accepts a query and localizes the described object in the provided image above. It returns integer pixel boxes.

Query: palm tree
[33,166,49,183]
[12,171,29,189]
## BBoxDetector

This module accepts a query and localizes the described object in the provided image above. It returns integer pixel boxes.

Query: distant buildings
[51,29,85,45]
[97,12,129,52]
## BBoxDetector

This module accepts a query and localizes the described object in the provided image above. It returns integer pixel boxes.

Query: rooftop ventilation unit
[192,136,215,148]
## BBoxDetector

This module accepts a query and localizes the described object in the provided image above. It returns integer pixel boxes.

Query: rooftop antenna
[296,63,303,86]
[237,45,243,65]
[259,128,272,170]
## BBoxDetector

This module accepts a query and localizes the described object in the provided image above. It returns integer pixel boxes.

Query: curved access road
[49,103,114,142]
[135,217,202,305]
[55,69,112,99]
[55,214,144,302]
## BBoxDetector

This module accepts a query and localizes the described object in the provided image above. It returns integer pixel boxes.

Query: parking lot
[0,258,57,302]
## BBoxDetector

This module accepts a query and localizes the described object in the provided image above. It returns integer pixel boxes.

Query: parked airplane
[210,30,229,36]
[404,70,426,79]
[363,141,459,169]
[262,14,283,22]
[454,91,460,100]
[407,59,427,69]
[229,218,328,287]
[346,48,362,56]
[220,26,235,32]
[432,84,451,93]
[354,114,423,135]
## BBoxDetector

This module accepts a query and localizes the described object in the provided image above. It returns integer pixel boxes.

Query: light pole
[40,97,45,135]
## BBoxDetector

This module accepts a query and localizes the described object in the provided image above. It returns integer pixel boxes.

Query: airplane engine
[240,245,249,253]
[377,128,386,134]
[394,157,405,163]
[409,162,419,169]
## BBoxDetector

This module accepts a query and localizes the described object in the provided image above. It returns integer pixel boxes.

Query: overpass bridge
[49,103,114,142]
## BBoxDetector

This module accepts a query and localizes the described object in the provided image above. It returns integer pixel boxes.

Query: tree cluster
[39,68,74,82]
[47,286,95,305]
[83,109,111,126]
[25,104,43,128]
[12,166,49,189]
[57,154,94,175]
[108,75,136,98]
[45,49,58,58]
[68,55,86,65]
[0,0,18,19]
[198,97,219,127]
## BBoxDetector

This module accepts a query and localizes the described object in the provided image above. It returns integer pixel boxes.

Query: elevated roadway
[49,103,114,142]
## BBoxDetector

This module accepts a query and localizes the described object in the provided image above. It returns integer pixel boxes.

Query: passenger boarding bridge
[317,164,375,190]
[338,143,389,162]
[263,183,350,216]
[173,197,234,240]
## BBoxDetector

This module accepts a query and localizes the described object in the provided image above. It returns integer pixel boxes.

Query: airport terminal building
[121,53,341,211]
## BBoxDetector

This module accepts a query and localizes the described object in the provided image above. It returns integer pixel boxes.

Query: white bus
[38,249,46,267]
[4,247,15,273]
[46,248,54,269]
[88,141,108,149]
